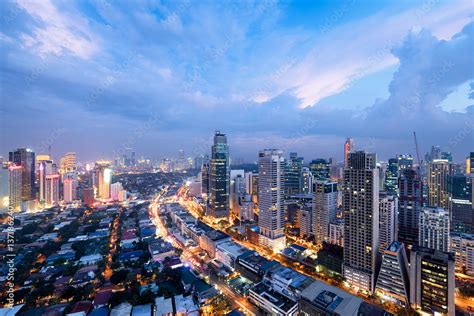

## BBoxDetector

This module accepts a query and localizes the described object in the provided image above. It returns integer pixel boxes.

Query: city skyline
[1,1,473,162]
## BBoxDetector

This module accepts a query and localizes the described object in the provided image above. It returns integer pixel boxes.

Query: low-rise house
[119,250,143,263]
[154,297,173,316]
[78,254,102,266]
[148,240,175,262]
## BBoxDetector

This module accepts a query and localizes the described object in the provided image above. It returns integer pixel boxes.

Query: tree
[110,269,129,285]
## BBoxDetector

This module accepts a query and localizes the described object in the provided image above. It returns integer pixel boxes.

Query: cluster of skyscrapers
[200,132,473,315]
[0,149,128,212]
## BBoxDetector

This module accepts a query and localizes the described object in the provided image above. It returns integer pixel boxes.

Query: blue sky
[0,0,472,163]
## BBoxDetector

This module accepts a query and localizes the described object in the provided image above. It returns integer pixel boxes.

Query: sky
[0,0,473,163]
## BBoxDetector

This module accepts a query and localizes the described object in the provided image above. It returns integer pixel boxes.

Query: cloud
[16,0,98,59]
[0,1,472,162]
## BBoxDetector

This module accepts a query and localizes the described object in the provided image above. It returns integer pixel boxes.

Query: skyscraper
[0,165,9,212]
[410,246,455,315]
[8,165,22,211]
[309,159,331,181]
[60,152,77,174]
[201,161,210,200]
[313,180,338,246]
[375,241,410,306]
[9,148,35,200]
[45,174,60,207]
[95,161,112,200]
[343,138,354,169]
[258,149,286,252]
[63,174,77,203]
[283,152,303,196]
[209,131,230,219]
[448,174,473,234]
[343,151,380,293]
[427,159,453,209]
[419,206,450,252]
[384,158,398,193]
[38,160,54,203]
[398,168,423,248]
[300,167,313,194]
[378,192,398,254]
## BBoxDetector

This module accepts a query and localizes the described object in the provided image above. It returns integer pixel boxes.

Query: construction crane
[413,131,422,167]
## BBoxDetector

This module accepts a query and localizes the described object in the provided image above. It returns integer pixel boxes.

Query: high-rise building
[131,151,136,166]
[342,151,380,293]
[83,187,95,206]
[209,131,230,219]
[329,219,344,247]
[63,174,77,203]
[398,168,423,248]
[378,192,398,254]
[201,162,210,200]
[9,148,35,200]
[110,182,123,201]
[419,206,450,252]
[409,246,455,316]
[313,181,338,246]
[427,159,453,209]
[230,170,245,213]
[448,174,473,234]
[38,160,54,203]
[300,167,313,194]
[60,152,77,174]
[0,165,9,212]
[8,165,22,211]
[309,159,330,181]
[375,241,410,306]
[450,233,474,276]
[426,145,441,162]
[95,161,112,200]
[397,154,414,173]
[283,152,303,196]
[258,149,286,252]
[45,174,60,207]
[343,138,354,169]
[469,152,474,174]
[384,158,398,193]
[299,206,312,238]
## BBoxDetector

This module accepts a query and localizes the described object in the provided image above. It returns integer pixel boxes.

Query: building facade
[209,131,230,219]
[342,151,380,293]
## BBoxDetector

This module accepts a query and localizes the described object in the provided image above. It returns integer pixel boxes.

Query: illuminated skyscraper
[309,158,331,180]
[60,152,77,174]
[375,241,410,306]
[448,174,473,234]
[45,174,60,207]
[384,158,398,193]
[209,131,230,219]
[9,148,35,200]
[201,161,210,199]
[0,165,9,212]
[283,152,303,196]
[343,138,354,169]
[343,151,380,293]
[410,246,455,315]
[419,206,450,252]
[8,165,22,211]
[95,161,112,200]
[427,159,453,209]
[300,167,313,194]
[313,180,338,245]
[38,160,54,203]
[258,149,286,252]
[63,174,77,203]
[398,168,423,248]
[378,192,398,254]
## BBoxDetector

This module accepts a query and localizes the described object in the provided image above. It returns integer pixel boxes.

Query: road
[150,189,259,316]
